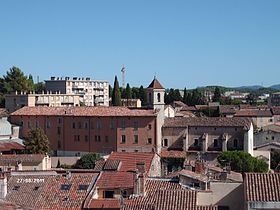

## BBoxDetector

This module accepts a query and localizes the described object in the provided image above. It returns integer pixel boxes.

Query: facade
[162,117,254,157]
[120,99,142,108]
[9,106,158,156]
[5,92,80,112]
[268,92,280,106]
[45,77,109,106]
[244,173,280,210]
[0,154,51,171]
[234,109,274,129]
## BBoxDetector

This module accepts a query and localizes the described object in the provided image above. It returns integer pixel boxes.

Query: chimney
[134,162,146,196]
[194,160,205,174]
[15,161,22,171]
[0,173,7,199]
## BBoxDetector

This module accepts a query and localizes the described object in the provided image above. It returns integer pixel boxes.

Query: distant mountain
[269,84,280,90]
[235,85,263,90]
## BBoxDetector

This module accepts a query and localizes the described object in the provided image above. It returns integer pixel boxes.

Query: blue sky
[0,1,280,89]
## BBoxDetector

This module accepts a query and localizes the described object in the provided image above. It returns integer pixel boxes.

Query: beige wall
[197,182,244,210]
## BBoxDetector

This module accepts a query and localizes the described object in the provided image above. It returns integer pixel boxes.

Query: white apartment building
[45,77,109,106]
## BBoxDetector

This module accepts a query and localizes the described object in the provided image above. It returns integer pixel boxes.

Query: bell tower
[146,76,165,111]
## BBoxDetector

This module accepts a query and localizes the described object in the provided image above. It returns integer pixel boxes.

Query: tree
[34,82,46,93]
[3,66,34,93]
[73,153,103,169]
[125,83,132,100]
[111,76,121,106]
[138,85,147,106]
[271,150,280,169]
[56,159,61,168]
[183,87,188,104]
[212,87,222,103]
[24,128,50,154]
[217,151,268,173]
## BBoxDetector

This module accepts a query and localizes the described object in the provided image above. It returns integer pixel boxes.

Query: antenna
[121,64,126,88]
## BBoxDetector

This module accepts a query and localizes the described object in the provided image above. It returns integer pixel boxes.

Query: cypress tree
[112,76,121,106]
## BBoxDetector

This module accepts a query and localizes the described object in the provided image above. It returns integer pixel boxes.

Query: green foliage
[34,82,46,93]
[125,83,132,99]
[112,76,121,106]
[24,128,50,154]
[217,151,268,173]
[271,150,280,169]
[164,88,182,104]
[212,87,222,102]
[138,85,147,106]
[56,159,61,168]
[73,153,103,169]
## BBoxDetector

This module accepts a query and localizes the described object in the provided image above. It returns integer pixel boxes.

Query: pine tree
[112,76,121,106]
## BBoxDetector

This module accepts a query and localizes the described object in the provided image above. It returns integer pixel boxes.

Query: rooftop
[0,154,45,164]
[234,109,273,117]
[96,171,134,189]
[163,117,252,130]
[10,106,156,117]
[147,78,164,89]
[107,152,154,172]
[244,173,280,202]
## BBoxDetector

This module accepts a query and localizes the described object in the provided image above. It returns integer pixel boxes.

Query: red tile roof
[234,109,272,117]
[0,141,24,152]
[96,171,134,189]
[164,117,252,130]
[5,171,98,209]
[196,206,218,210]
[147,78,164,89]
[0,154,45,164]
[10,106,156,117]
[245,173,280,202]
[160,150,186,159]
[88,199,121,209]
[107,152,154,172]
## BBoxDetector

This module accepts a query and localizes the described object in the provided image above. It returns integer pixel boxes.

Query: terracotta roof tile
[96,171,134,189]
[89,199,121,209]
[271,106,280,115]
[219,105,238,115]
[0,141,24,152]
[0,154,45,164]
[196,206,218,210]
[5,171,98,209]
[107,152,154,172]
[10,106,156,117]
[147,78,164,89]
[234,109,272,117]
[160,150,186,159]
[163,117,252,130]
[245,173,280,202]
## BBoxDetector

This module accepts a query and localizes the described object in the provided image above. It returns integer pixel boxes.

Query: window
[72,122,76,129]
[133,121,139,130]
[122,150,126,152]
[74,135,80,142]
[13,186,20,191]
[104,190,114,198]
[58,118,62,124]
[234,139,238,148]
[214,139,218,147]
[85,135,88,142]
[163,139,168,147]
[46,121,51,128]
[194,139,199,147]
[157,93,161,102]
[35,121,39,128]
[121,135,126,144]
[121,190,128,198]
[61,184,71,191]
[95,135,101,142]
[96,121,102,129]
[78,185,89,191]
[235,128,238,131]
[134,135,138,144]
[214,127,217,130]
[78,122,82,129]
[135,150,138,152]
[84,122,88,129]
[147,138,152,144]
[148,124,152,130]
[121,120,126,129]
[34,186,40,191]
[269,118,273,122]
[109,120,114,129]
[272,136,275,140]
[57,127,61,135]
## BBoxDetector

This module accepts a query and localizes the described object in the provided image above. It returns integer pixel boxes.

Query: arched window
[157,93,161,102]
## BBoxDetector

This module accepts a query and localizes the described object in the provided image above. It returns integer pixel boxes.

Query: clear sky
[0,0,280,89]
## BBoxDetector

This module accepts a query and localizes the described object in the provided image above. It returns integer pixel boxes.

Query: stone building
[5,92,80,112]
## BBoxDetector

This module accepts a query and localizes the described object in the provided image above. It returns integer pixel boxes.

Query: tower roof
[147,78,164,89]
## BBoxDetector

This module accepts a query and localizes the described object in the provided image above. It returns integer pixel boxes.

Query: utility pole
[121,65,126,89]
